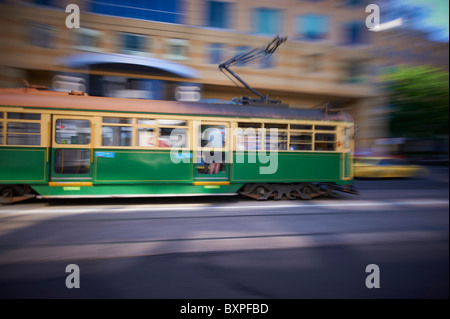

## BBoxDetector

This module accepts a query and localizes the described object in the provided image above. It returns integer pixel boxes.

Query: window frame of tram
[53,119,92,175]
[236,122,263,151]
[0,112,42,146]
[234,122,338,152]
[100,117,189,149]
[264,123,288,151]
[314,125,337,151]
[102,117,134,147]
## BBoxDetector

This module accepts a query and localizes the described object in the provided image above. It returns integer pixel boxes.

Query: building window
[165,39,189,61]
[29,22,55,49]
[342,0,368,7]
[209,43,224,64]
[343,60,369,83]
[343,22,368,45]
[119,33,150,55]
[303,53,323,73]
[33,0,53,6]
[253,8,282,35]
[296,15,329,40]
[207,1,231,29]
[89,0,183,24]
[74,28,103,52]
[209,43,223,64]
[235,46,251,66]
[260,56,273,69]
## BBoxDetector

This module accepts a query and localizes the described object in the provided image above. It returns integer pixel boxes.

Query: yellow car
[353,157,429,178]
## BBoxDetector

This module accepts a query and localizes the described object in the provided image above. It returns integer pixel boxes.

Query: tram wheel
[1,188,15,200]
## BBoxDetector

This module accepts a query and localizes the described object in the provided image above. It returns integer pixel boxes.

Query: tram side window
[158,119,186,126]
[5,113,41,145]
[158,119,188,148]
[265,131,287,150]
[102,126,132,146]
[136,118,188,148]
[236,123,262,150]
[291,124,312,130]
[55,119,91,144]
[263,124,287,151]
[289,123,313,151]
[7,112,41,120]
[0,121,3,145]
[103,117,134,124]
[200,125,226,148]
[289,133,312,151]
[264,123,287,150]
[102,117,134,147]
[314,133,336,151]
[159,127,187,148]
[138,119,157,125]
[315,125,336,131]
[138,128,156,146]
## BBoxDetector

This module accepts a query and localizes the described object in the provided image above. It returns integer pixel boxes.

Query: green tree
[382,65,449,139]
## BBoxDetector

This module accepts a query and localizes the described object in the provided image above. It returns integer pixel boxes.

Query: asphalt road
[0,166,448,299]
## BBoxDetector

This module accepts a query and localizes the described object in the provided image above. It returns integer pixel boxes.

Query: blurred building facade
[0,0,448,150]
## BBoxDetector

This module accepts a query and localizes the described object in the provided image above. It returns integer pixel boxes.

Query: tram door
[50,116,94,185]
[193,121,230,183]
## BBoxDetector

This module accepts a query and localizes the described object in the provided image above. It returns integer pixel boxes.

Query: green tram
[0,88,357,203]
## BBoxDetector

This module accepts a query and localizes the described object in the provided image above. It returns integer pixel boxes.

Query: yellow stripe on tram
[49,182,93,187]
[192,181,230,186]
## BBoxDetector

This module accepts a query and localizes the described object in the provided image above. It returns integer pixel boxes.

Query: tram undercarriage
[239,182,359,200]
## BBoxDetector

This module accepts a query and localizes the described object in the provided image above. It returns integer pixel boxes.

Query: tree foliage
[382,65,449,138]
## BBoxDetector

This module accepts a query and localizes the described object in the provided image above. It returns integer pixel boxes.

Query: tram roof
[0,88,352,122]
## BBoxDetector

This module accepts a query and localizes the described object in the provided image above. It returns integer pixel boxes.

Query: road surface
[0,166,448,299]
